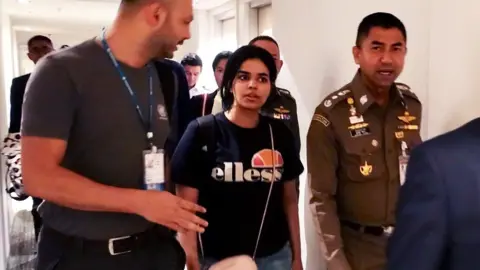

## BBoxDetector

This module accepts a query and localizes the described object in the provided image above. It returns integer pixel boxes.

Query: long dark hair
[220,45,278,110]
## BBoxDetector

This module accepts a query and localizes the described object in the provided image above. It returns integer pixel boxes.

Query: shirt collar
[350,70,405,114]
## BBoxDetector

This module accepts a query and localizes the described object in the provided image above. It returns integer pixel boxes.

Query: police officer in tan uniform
[307,12,422,270]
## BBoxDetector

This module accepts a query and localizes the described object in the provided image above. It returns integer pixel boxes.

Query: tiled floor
[6,210,36,270]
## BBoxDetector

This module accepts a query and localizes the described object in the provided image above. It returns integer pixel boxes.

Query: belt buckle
[382,226,394,236]
[108,235,132,256]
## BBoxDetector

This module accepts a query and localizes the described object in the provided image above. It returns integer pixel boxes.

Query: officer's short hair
[27,35,52,48]
[212,51,232,71]
[248,35,279,50]
[221,45,277,110]
[181,53,203,68]
[356,12,407,46]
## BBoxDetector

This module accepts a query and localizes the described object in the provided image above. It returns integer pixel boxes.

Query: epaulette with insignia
[276,87,296,102]
[395,82,420,102]
[321,89,351,110]
[277,87,293,97]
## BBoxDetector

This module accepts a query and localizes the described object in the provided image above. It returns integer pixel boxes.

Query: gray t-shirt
[21,39,170,239]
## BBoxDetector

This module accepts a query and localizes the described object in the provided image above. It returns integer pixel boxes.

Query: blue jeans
[201,244,292,270]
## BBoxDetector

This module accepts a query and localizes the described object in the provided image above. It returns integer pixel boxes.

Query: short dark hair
[212,51,232,71]
[248,35,279,50]
[356,12,407,46]
[220,45,277,110]
[181,53,203,68]
[27,35,52,48]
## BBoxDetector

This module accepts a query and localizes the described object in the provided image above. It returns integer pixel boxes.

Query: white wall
[0,11,13,270]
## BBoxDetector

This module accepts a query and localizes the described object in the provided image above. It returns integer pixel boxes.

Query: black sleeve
[21,56,78,140]
[163,59,194,158]
[274,120,304,182]
[189,94,203,118]
[8,79,24,133]
[170,119,208,189]
[289,99,301,155]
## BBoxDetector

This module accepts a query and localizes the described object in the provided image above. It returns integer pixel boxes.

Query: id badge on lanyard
[101,30,165,191]
[399,141,409,186]
[143,145,166,191]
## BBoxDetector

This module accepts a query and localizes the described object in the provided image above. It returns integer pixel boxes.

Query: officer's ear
[277,59,283,73]
[352,45,360,65]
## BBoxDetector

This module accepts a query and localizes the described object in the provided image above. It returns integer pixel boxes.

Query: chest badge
[157,105,168,120]
[273,106,291,120]
[398,111,416,124]
[360,161,373,176]
[347,97,364,124]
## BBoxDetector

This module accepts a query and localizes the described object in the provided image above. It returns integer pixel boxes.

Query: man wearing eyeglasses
[4,35,54,242]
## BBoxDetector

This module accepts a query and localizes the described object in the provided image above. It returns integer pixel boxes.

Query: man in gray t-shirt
[21,0,207,269]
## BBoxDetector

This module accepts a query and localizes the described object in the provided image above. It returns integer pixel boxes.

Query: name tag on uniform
[399,155,409,186]
[399,141,409,186]
[143,147,165,191]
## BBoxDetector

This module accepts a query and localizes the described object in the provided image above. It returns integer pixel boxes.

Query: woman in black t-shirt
[171,45,304,270]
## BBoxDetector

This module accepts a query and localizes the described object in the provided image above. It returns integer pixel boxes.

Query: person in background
[307,12,422,270]
[21,0,208,269]
[190,50,232,117]
[181,53,209,97]
[173,45,304,270]
[247,36,300,155]
[2,34,54,242]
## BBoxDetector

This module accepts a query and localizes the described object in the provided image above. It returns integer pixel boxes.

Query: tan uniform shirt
[307,71,422,269]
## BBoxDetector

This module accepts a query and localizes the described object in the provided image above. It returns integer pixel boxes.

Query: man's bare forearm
[23,165,143,214]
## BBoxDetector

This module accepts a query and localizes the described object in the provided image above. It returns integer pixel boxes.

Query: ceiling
[3,0,232,46]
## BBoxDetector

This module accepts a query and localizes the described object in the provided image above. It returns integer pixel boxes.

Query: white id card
[399,155,409,186]
[143,148,165,191]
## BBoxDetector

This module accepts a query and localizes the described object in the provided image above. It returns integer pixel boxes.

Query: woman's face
[231,59,271,111]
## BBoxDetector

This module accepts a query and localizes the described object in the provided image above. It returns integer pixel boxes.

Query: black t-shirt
[171,113,304,259]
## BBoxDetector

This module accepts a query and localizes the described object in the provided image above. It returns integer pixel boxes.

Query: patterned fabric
[2,132,28,201]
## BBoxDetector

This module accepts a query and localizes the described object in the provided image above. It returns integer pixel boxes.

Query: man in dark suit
[9,35,54,133]
[387,118,480,270]
[8,35,54,241]
[190,50,232,117]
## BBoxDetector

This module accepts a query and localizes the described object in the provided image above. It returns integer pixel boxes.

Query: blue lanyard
[101,31,155,144]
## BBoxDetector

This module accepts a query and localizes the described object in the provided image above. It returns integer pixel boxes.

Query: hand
[136,190,208,233]
[292,258,303,270]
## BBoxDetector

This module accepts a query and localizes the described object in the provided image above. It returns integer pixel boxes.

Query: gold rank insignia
[360,161,372,176]
[395,131,404,139]
[274,106,290,114]
[398,125,419,130]
[348,123,369,130]
[398,111,416,124]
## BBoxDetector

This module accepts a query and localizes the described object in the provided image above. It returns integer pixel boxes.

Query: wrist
[122,188,147,215]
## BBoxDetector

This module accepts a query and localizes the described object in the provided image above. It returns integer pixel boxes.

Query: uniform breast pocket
[342,138,385,182]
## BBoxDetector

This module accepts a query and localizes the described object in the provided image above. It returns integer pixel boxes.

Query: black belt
[342,220,394,236]
[43,226,163,256]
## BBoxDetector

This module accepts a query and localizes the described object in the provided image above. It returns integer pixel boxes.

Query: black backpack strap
[196,114,217,160]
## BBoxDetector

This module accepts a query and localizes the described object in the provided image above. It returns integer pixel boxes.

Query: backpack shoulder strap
[196,114,216,158]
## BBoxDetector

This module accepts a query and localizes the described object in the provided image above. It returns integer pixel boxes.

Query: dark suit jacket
[9,74,30,133]
[387,118,480,270]
[190,90,218,118]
